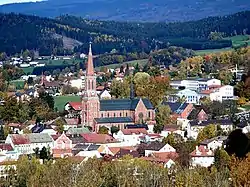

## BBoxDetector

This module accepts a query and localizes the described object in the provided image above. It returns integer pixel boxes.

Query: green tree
[98,126,109,134]
[197,124,217,142]
[214,148,231,169]
[154,105,172,133]
[111,126,119,135]
[55,118,65,133]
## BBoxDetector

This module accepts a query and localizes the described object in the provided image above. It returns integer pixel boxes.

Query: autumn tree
[98,126,109,134]
[55,118,65,133]
[196,124,217,143]
[214,148,231,169]
[110,79,130,98]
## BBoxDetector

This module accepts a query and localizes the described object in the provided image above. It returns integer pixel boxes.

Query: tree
[39,146,51,162]
[111,126,119,135]
[110,79,130,98]
[27,77,34,85]
[55,118,65,133]
[39,92,54,110]
[98,126,109,134]
[163,133,184,148]
[154,105,172,133]
[218,70,233,85]
[214,148,231,169]
[197,124,217,143]
[0,125,4,140]
[208,31,224,41]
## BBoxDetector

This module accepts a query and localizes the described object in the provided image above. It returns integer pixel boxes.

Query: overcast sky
[0,0,45,5]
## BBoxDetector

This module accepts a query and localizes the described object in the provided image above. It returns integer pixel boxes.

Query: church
[68,43,156,132]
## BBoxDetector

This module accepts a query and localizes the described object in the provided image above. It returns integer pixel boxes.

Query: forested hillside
[0,0,250,22]
[0,11,250,56]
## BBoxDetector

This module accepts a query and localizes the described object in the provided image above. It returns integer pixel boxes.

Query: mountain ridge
[0,0,250,22]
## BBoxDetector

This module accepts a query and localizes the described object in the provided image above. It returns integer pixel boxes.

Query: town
[0,5,250,186]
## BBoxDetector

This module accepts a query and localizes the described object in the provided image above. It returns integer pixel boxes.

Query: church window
[148,111,151,118]
[107,113,109,117]
[88,80,90,89]
[125,112,128,117]
[101,113,103,118]
[120,113,122,117]
[92,80,94,90]
[114,113,116,117]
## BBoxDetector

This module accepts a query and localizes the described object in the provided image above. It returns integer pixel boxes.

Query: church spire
[86,42,94,76]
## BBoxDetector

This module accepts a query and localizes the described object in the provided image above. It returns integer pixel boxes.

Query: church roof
[100,98,154,111]
[94,117,133,124]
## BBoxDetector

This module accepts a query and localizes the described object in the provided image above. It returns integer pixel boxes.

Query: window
[120,113,122,117]
[101,113,103,118]
[107,113,109,117]
[114,113,116,117]
[92,80,94,90]
[148,111,151,118]
[88,80,90,90]
[126,112,128,117]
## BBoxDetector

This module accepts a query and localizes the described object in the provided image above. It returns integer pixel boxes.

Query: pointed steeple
[86,42,94,76]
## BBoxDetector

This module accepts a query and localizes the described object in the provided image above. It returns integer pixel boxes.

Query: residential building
[200,85,234,102]
[162,102,193,119]
[99,89,111,99]
[114,128,148,146]
[72,144,102,158]
[5,133,54,155]
[170,78,221,91]
[190,145,214,167]
[52,133,73,158]
[144,143,177,157]
[200,136,227,151]
[176,89,200,104]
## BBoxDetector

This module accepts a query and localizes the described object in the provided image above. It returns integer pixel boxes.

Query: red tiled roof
[121,128,148,135]
[81,133,117,144]
[0,144,13,151]
[52,149,72,155]
[68,102,82,111]
[152,152,179,160]
[11,134,30,145]
[8,123,21,128]
[190,145,214,157]
[141,157,171,163]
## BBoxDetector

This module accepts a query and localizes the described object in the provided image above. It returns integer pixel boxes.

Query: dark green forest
[0,11,250,56]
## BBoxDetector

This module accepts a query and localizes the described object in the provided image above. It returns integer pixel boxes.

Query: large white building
[190,145,214,167]
[200,85,234,102]
[5,133,54,155]
[170,78,221,91]
[176,89,200,104]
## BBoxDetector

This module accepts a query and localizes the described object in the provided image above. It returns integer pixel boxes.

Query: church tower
[81,43,100,129]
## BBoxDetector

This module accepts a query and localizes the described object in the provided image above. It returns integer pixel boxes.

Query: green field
[95,59,148,71]
[54,95,81,112]
[241,105,250,111]
[10,79,25,90]
[195,35,250,56]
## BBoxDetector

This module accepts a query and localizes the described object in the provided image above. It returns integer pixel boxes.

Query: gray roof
[28,133,53,143]
[100,98,154,111]
[200,136,228,145]
[95,117,133,124]
[66,127,90,135]
[162,102,189,114]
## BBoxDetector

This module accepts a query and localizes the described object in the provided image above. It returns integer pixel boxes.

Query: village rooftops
[81,133,117,144]
[190,119,234,126]
[200,136,228,145]
[8,133,53,145]
[162,101,189,114]
[121,128,148,135]
[66,127,90,135]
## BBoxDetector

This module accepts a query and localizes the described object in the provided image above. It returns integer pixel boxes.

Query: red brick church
[67,43,156,132]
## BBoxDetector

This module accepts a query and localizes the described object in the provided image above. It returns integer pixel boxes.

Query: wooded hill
[0,11,250,56]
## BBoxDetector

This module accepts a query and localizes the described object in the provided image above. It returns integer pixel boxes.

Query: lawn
[195,48,232,55]
[225,35,250,47]
[10,79,25,90]
[95,59,148,71]
[54,95,81,112]
[241,105,250,111]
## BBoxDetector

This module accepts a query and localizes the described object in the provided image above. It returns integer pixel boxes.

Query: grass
[22,67,35,74]
[95,59,148,71]
[10,79,25,90]
[241,105,250,111]
[54,95,81,112]
[195,35,250,56]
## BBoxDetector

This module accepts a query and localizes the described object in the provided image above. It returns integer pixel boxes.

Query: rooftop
[95,117,133,124]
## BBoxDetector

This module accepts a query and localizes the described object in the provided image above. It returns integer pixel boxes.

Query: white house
[5,133,54,155]
[200,136,227,151]
[99,90,111,99]
[200,85,234,102]
[176,89,200,104]
[145,143,176,157]
[70,78,83,90]
[170,78,221,91]
[73,144,102,158]
[190,145,214,167]
[114,128,148,146]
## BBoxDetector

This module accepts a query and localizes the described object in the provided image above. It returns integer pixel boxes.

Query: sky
[0,0,45,5]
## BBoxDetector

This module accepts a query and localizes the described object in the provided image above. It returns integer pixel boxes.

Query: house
[170,78,221,91]
[81,133,117,145]
[144,142,177,157]
[200,85,234,102]
[113,148,140,159]
[176,89,200,104]
[0,144,19,162]
[64,118,80,130]
[200,136,227,151]
[162,102,193,119]
[64,102,82,118]
[5,133,54,155]
[66,127,90,136]
[114,128,148,146]
[31,123,57,135]
[139,133,163,143]
[160,125,184,138]
[52,133,73,158]
[72,144,102,158]
[187,106,209,121]
[190,145,214,167]
[99,89,111,99]
[7,123,22,134]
